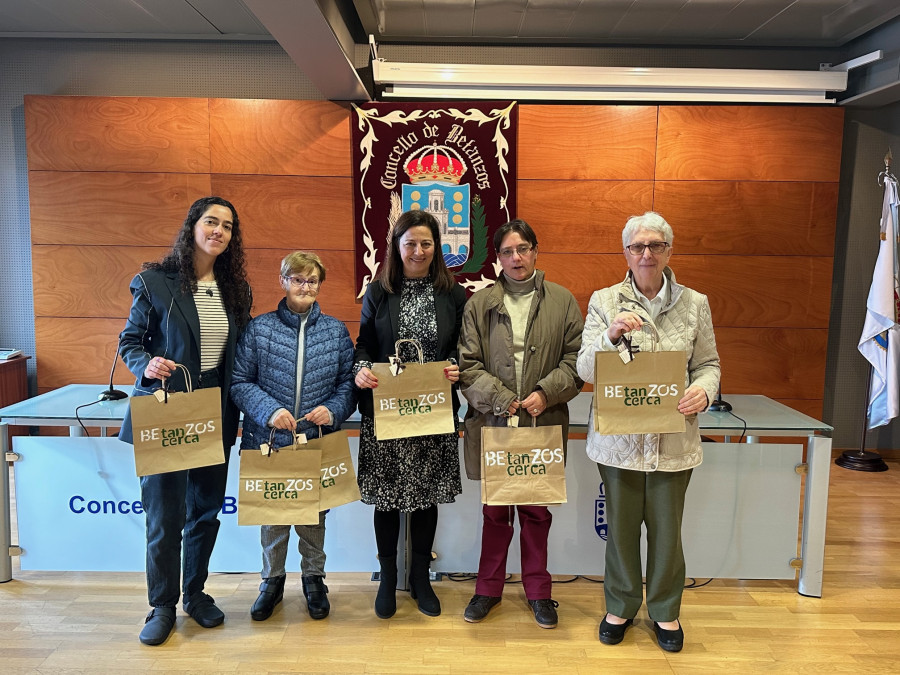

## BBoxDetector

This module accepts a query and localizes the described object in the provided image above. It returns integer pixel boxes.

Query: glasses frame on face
[625,241,670,256]
[282,275,320,289]
[498,244,535,259]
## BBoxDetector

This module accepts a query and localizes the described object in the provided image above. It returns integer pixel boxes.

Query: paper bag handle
[392,338,424,364]
[159,363,193,403]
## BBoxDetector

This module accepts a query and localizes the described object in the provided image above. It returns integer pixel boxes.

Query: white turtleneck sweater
[501,271,538,398]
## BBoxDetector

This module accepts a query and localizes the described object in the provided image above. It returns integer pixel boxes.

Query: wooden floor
[2,457,900,674]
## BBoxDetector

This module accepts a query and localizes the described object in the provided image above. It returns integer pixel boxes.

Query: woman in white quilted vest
[576,211,720,653]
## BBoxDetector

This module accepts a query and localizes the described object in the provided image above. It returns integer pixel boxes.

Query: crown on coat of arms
[404,143,466,185]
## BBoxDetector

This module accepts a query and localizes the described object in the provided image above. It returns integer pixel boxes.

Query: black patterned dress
[357,276,463,512]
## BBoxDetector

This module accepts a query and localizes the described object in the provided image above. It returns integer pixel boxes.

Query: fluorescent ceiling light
[373,61,848,104]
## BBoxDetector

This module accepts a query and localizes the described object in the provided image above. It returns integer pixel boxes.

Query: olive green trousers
[598,463,693,622]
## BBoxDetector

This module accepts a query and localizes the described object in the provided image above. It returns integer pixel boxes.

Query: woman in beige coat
[576,211,720,653]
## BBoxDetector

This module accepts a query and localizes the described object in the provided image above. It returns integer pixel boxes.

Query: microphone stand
[707,386,732,412]
[98,348,128,401]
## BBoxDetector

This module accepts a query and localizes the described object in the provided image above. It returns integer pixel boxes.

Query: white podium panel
[16,437,800,580]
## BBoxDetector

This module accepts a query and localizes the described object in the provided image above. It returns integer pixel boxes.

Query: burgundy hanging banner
[352,101,517,298]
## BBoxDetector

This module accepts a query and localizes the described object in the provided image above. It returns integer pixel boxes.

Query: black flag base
[835,450,889,472]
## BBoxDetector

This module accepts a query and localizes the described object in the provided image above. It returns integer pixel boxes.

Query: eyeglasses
[625,242,670,256]
[498,244,534,259]
[283,276,319,289]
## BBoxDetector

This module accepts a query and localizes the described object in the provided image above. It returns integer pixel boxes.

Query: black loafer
[251,575,286,621]
[653,621,684,652]
[527,598,559,629]
[464,594,501,623]
[302,575,330,620]
[183,592,225,628]
[598,616,633,645]
[139,606,176,646]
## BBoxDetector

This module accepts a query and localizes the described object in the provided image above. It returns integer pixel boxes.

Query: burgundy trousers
[474,504,553,600]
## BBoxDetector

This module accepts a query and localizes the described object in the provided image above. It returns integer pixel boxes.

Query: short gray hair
[281,251,326,282]
[622,211,674,248]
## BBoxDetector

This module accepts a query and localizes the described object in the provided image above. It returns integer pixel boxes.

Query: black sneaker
[464,594,501,623]
[183,592,224,628]
[139,606,176,646]
[528,598,559,629]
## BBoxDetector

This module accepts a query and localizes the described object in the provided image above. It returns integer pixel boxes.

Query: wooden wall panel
[211,174,354,250]
[540,253,830,329]
[652,181,838,256]
[539,254,623,314]
[35,318,132,390]
[656,106,844,181]
[245,249,359,323]
[518,180,654,252]
[675,255,833,328]
[25,96,211,173]
[25,97,842,416]
[209,99,351,176]
[29,172,212,246]
[33,246,166,318]
[518,105,658,180]
[716,327,827,400]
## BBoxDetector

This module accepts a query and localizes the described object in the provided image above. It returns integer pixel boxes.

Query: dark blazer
[117,268,250,449]
[354,279,468,418]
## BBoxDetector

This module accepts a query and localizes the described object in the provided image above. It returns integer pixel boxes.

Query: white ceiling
[2,0,898,104]
[2,0,899,46]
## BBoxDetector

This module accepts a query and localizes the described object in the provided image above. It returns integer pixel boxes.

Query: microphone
[707,385,732,413]
[98,340,128,401]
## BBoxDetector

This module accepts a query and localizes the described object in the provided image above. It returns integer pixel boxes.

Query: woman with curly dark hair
[118,196,252,646]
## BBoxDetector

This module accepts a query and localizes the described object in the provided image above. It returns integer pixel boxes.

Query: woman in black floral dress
[354,210,466,619]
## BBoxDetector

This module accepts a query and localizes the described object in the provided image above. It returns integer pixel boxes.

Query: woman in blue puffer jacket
[231,251,356,622]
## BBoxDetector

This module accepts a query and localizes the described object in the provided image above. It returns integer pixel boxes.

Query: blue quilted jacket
[231,299,356,449]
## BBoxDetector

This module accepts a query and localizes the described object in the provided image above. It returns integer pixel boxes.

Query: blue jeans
[141,451,230,607]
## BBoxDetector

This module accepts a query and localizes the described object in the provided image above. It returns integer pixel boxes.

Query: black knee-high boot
[375,554,397,619]
[408,505,440,616]
[373,509,401,619]
[409,551,440,616]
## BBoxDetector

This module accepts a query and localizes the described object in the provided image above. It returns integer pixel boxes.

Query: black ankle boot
[408,552,440,617]
[375,555,397,619]
[301,575,330,620]
[251,575,285,621]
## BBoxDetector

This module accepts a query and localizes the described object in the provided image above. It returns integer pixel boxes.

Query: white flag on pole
[858,177,900,429]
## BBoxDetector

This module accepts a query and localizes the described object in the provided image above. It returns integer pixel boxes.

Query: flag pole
[835,363,888,471]
[836,150,895,472]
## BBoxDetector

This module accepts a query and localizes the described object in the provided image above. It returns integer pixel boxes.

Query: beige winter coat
[576,267,721,472]
[458,271,584,480]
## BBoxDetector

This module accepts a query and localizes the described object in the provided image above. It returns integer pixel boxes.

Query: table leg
[798,434,832,597]
[1,423,11,582]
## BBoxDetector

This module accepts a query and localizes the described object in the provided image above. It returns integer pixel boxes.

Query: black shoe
[598,615,633,645]
[302,575,330,620]
[375,555,397,619]
[251,575,285,621]
[528,598,559,629]
[653,620,684,652]
[183,592,224,628]
[408,552,441,617]
[139,606,176,646]
[464,594,501,623]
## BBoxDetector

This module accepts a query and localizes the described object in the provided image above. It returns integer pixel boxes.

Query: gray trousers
[260,511,327,579]
[598,464,693,623]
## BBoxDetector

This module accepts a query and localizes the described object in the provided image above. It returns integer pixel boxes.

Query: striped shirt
[194,281,229,372]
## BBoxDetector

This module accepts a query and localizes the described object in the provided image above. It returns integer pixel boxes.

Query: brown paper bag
[310,430,361,511]
[371,339,455,440]
[238,433,322,526]
[593,349,687,435]
[481,424,567,506]
[130,365,225,476]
